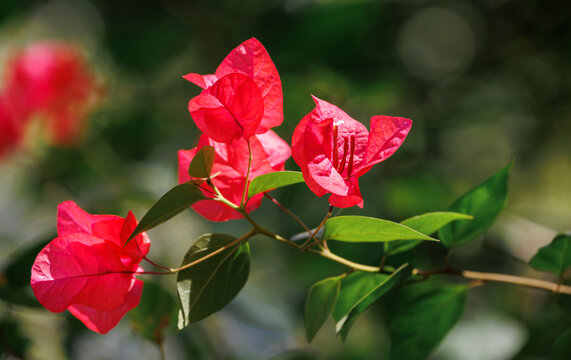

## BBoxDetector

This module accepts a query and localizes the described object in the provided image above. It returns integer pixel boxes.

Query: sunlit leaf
[127,182,205,244]
[323,216,436,243]
[247,171,304,198]
[188,145,215,181]
[529,233,571,278]
[332,264,412,340]
[177,234,249,329]
[129,281,176,344]
[305,275,342,342]
[385,212,473,256]
[438,162,512,249]
[388,285,468,360]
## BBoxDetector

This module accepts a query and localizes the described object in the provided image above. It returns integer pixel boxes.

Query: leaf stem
[263,193,312,233]
[144,256,172,271]
[302,205,333,249]
[308,248,380,272]
[240,140,253,208]
[168,229,256,273]
[413,268,571,295]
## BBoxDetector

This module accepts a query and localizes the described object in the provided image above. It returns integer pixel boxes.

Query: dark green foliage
[188,146,215,180]
[177,234,250,329]
[127,182,205,243]
[305,275,342,342]
[332,264,412,340]
[530,233,571,278]
[438,163,512,248]
[129,281,177,344]
[388,285,468,360]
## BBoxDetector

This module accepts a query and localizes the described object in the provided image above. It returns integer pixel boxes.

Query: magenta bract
[292,96,412,208]
[30,201,150,334]
[178,130,291,221]
[184,37,283,144]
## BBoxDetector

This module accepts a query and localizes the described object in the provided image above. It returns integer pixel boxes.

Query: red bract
[184,38,283,144]
[178,130,291,221]
[5,41,99,146]
[31,201,150,334]
[292,96,412,208]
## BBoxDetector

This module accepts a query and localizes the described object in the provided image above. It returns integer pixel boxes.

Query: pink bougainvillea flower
[184,37,283,144]
[31,201,150,334]
[292,96,412,208]
[5,41,99,146]
[178,130,291,221]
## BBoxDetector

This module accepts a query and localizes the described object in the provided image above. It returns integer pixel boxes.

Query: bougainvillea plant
[29,38,571,359]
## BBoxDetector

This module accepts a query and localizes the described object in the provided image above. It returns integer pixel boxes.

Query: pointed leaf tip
[188,145,215,180]
[126,182,206,245]
[305,276,342,342]
[248,171,304,198]
[438,162,512,249]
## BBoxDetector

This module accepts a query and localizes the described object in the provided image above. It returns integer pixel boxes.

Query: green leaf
[247,171,304,198]
[332,264,412,340]
[127,182,205,244]
[388,285,468,360]
[188,145,215,180]
[305,275,342,342]
[129,281,176,344]
[529,233,571,278]
[438,162,512,249]
[385,212,473,256]
[322,216,436,243]
[551,327,571,360]
[177,234,250,329]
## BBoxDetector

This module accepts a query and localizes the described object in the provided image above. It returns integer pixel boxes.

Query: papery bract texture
[5,41,99,146]
[31,201,150,334]
[292,96,412,208]
[184,38,283,143]
[178,130,291,221]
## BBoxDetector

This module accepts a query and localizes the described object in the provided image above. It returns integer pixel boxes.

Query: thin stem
[302,205,333,249]
[263,193,311,233]
[413,268,571,295]
[239,209,303,250]
[232,194,571,296]
[240,140,253,208]
[209,179,239,209]
[144,256,172,271]
[169,229,256,273]
[158,339,166,360]
[379,253,388,270]
[308,248,380,272]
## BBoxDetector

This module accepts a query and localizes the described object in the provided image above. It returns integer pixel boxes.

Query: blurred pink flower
[31,201,150,334]
[0,93,26,159]
[5,41,99,146]
[184,37,283,144]
[178,130,291,221]
[292,96,412,208]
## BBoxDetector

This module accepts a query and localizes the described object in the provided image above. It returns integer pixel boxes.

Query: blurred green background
[0,0,569,359]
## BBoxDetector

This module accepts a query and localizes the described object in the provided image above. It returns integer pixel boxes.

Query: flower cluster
[31,37,411,334]
[31,201,150,334]
[0,41,99,159]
